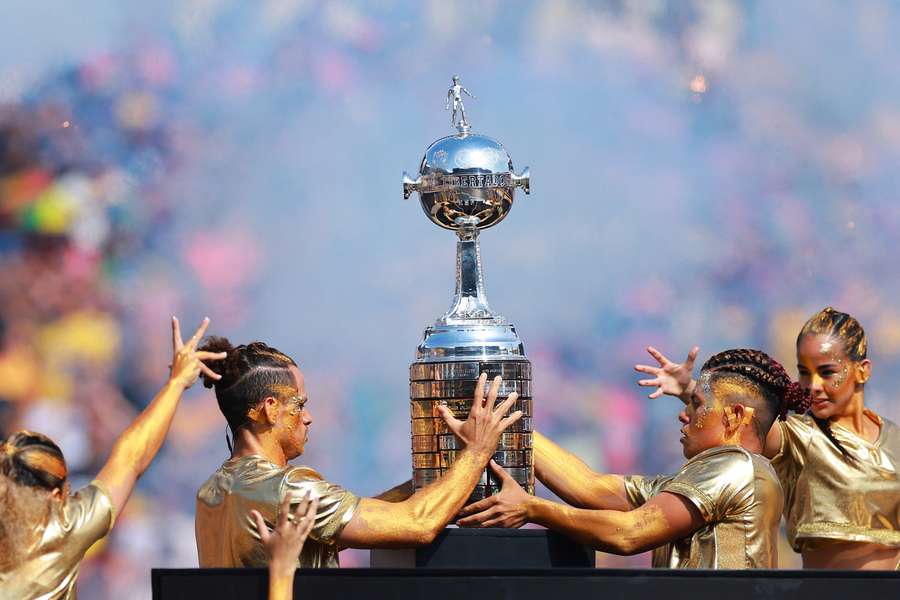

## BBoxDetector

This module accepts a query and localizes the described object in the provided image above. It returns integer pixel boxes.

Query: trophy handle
[511,167,531,195]
[403,172,422,200]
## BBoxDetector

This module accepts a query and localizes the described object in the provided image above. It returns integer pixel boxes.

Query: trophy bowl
[403,132,530,231]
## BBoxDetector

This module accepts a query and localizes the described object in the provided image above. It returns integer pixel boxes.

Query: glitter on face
[694,372,714,430]
[285,395,306,417]
[266,383,304,416]
[832,360,848,389]
[694,407,709,429]
[819,338,848,390]
[699,372,712,395]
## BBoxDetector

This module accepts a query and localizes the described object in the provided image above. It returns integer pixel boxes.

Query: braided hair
[799,307,866,361]
[197,337,297,451]
[700,349,812,441]
[797,307,867,458]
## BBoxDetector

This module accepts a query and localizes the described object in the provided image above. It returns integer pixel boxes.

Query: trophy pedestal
[370,528,593,568]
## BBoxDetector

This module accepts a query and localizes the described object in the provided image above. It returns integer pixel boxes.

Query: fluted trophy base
[410,350,535,503]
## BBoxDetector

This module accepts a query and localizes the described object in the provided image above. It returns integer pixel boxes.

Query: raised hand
[169,316,227,390]
[437,373,523,456]
[634,345,699,402]
[252,493,319,580]
[456,460,530,528]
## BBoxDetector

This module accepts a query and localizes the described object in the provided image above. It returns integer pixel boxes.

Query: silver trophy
[403,78,534,502]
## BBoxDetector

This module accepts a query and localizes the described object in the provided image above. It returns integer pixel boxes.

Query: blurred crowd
[2,1,900,596]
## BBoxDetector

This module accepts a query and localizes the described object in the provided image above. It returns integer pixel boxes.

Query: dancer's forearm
[534,431,630,510]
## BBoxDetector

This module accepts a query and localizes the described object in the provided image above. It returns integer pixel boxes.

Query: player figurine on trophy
[403,77,534,504]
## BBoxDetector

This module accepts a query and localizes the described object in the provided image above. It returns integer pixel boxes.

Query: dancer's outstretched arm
[534,345,701,511]
[95,317,226,515]
[534,432,631,511]
[459,462,702,555]
[338,374,523,548]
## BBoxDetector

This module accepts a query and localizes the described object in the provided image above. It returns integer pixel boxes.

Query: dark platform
[152,567,900,600]
[370,527,594,568]
[155,527,899,599]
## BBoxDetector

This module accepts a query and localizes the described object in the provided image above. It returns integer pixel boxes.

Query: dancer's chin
[810,399,832,418]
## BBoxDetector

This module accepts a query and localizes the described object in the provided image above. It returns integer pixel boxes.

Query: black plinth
[152,568,900,600]
[370,527,593,568]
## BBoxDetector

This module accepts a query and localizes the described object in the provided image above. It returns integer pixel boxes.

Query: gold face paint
[703,374,765,445]
[819,339,848,389]
[268,383,298,398]
[267,383,304,416]
[694,408,709,429]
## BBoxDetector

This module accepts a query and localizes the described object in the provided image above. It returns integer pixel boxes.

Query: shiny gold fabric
[195,455,359,568]
[771,412,900,551]
[624,446,783,569]
[0,480,114,600]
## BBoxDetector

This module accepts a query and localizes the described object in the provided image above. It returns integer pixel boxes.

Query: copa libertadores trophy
[403,77,534,503]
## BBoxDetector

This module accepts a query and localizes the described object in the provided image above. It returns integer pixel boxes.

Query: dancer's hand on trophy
[456,460,529,528]
[437,373,523,456]
[634,345,699,403]
[168,316,227,390]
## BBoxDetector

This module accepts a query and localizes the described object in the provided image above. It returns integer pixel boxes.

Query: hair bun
[197,336,235,388]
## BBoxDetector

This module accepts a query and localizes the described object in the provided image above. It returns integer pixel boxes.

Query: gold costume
[771,412,900,551]
[195,455,359,568]
[624,446,783,569]
[0,480,114,600]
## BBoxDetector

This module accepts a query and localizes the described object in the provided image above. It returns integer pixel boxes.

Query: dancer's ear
[856,359,871,385]
[248,396,280,426]
[723,404,754,437]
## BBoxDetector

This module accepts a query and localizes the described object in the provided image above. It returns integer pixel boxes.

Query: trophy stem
[440,220,499,324]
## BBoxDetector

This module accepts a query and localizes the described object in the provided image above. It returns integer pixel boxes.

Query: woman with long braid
[456,349,807,569]
[636,308,900,569]
[0,317,225,599]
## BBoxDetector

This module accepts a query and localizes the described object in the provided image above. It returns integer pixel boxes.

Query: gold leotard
[196,455,359,568]
[771,412,900,552]
[0,480,115,599]
[624,445,783,568]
